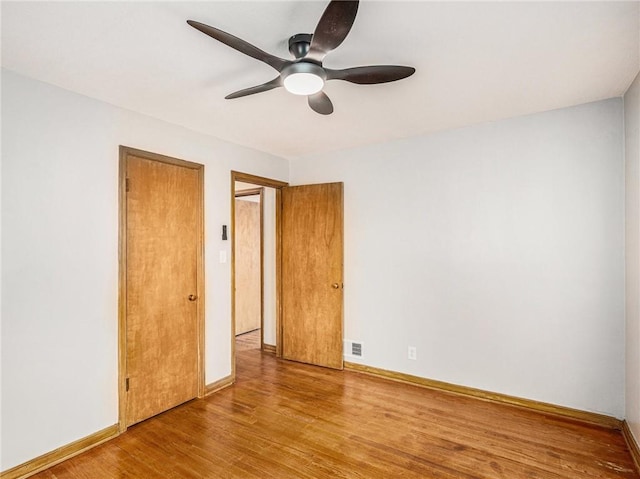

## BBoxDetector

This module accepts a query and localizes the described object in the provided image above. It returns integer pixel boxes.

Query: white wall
[626,70,640,443]
[291,99,625,417]
[0,69,288,470]
[262,188,277,346]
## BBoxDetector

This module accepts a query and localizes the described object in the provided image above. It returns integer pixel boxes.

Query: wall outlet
[408,346,417,360]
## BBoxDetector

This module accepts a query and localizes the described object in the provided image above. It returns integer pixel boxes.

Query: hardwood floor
[32,350,638,478]
[235,329,260,352]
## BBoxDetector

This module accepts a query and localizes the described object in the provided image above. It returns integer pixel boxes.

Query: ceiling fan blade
[308,91,334,115]
[326,65,416,84]
[307,1,359,63]
[225,77,283,99]
[187,20,290,72]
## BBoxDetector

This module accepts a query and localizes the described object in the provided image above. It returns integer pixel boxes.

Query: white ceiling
[2,1,638,159]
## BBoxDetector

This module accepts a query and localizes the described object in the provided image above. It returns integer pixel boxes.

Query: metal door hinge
[125,178,130,192]
[125,378,130,391]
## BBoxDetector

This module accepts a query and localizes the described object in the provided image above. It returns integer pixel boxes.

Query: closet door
[123,150,203,426]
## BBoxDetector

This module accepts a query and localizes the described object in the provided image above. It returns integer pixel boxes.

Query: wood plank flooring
[32,350,638,478]
[235,329,260,352]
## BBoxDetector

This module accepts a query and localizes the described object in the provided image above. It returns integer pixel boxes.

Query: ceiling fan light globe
[284,73,325,95]
[281,62,327,96]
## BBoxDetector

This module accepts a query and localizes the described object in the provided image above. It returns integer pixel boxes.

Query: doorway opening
[234,186,265,352]
[231,172,287,378]
[230,171,344,378]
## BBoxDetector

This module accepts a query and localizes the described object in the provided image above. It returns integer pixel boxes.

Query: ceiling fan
[187,1,415,115]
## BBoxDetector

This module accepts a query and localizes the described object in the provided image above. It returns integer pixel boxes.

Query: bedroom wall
[0,69,288,470]
[291,98,625,418]
[625,70,640,444]
[262,187,277,346]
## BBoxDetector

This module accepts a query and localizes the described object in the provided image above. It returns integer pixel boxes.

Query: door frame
[118,146,205,432]
[234,187,265,347]
[231,171,288,380]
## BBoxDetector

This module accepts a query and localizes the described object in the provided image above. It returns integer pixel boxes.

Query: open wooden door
[281,182,344,369]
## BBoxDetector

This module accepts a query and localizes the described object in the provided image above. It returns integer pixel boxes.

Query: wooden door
[123,151,203,427]
[281,182,344,369]
[234,197,262,335]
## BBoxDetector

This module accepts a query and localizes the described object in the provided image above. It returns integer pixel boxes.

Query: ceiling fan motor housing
[288,33,313,59]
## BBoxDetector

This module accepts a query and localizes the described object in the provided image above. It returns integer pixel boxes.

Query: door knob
[332,283,340,289]
[188,294,198,301]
